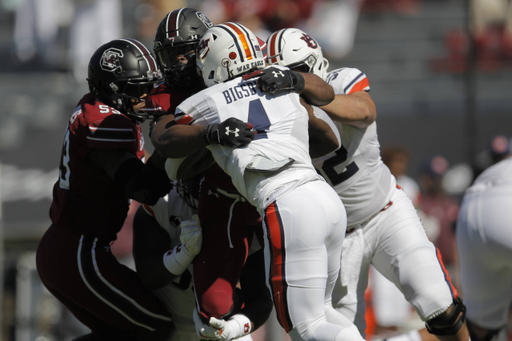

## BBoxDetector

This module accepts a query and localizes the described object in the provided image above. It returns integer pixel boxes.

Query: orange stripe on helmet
[265,202,292,332]
[348,77,370,94]
[224,22,254,60]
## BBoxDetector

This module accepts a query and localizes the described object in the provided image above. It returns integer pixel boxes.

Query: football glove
[252,66,305,95]
[194,309,252,341]
[203,117,255,148]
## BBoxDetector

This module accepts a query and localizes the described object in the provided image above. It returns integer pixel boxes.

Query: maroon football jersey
[50,93,145,241]
[147,83,237,192]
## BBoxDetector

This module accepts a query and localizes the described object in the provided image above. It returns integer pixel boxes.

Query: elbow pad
[114,157,172,205]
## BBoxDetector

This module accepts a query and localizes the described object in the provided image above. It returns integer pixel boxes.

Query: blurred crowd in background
[0,0,512,340]
[6,0,512,79]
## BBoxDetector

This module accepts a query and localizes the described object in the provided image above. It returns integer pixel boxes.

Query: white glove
[194,308,251,340]
[179,214,202,257]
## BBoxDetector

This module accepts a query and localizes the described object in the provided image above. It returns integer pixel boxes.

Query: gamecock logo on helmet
[100,48,124,72]
[196,12,213,28]
[300,34,318,49]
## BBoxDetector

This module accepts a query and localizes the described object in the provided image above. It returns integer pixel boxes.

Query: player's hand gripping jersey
[313,67,394,227]
[50,93,145,240]
[175,66,324,210]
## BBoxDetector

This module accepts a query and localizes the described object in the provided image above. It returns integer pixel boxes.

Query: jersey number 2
[321,146,359,186]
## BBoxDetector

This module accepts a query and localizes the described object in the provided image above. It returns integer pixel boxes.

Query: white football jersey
[313,67,395,226]
[175,67,323,210]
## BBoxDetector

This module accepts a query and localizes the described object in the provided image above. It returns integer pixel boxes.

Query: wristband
[229,314,252,337]
[162,243,194,275]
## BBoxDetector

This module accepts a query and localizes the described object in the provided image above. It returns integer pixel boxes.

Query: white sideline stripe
[89,239,172,321]
[76,237,168,332]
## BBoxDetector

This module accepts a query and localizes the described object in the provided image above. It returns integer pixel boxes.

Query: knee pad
[467,320,502,341]
[198,287,243,322]
[425,297,466,336]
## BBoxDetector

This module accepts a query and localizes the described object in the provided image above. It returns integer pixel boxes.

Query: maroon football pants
[36,224,173,340]
[193,181,262,321]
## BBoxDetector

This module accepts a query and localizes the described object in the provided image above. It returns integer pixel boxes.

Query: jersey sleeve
[326,67,370,95]
[146,84,171,117]
[175,90,216,126]
[87,114,138,151]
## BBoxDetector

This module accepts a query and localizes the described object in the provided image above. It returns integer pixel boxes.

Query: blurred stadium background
[0,0,511,340]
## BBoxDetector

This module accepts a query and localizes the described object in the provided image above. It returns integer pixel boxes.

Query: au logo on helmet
[300,33,318,49]
[197,38,211,60]
[100,48,124,72]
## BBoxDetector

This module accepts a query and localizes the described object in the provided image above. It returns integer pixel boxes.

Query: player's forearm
[300,73,335,106]
[320,91,377,129]
[151,116,208,158]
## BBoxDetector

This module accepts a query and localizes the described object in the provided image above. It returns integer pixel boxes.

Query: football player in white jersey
[151,22,366,341]
[456,155,512,341]
[132,178,273,341]
[262,28,469,341]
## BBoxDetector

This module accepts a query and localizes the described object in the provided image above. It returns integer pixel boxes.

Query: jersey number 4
[248,99,270,140]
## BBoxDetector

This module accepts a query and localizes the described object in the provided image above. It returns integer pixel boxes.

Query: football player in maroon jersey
[36,38,174,341]
[146,7,264,327]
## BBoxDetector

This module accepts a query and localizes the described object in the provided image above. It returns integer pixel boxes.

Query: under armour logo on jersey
[244,323,250,334]
[272,70,285,78]
[224,126,240,137]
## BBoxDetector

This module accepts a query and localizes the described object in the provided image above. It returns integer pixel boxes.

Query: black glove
[203,117,256,148]
[255,67,305,95]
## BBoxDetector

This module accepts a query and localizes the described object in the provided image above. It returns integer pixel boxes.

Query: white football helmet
[196,22,265,87]
[266,28,329,80]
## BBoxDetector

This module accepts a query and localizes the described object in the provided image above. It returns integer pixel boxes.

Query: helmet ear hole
[208,70,215,80]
